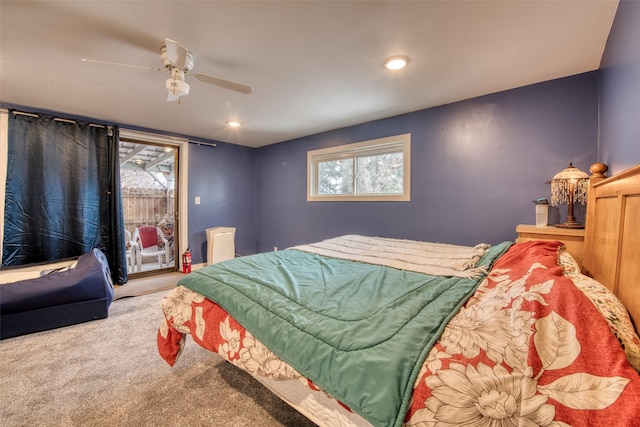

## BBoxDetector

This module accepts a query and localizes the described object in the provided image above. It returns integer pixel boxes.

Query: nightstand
[515,224,585,268]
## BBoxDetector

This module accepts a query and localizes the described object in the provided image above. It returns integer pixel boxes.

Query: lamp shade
[551,163,589,181]
[550,163,589,206]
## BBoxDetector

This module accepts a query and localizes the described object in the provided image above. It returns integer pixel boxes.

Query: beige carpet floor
[0,290,317,427]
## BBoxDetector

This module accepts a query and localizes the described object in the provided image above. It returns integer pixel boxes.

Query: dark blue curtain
[2,111,127,284]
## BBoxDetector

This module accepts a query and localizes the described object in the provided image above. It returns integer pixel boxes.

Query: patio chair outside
[132,226,170,272]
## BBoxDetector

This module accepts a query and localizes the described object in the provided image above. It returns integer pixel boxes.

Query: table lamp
[549,163,589,229]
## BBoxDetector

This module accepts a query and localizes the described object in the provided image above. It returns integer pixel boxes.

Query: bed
[157,163,640,426]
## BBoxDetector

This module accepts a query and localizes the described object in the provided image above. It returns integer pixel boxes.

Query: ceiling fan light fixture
[227,121,241,128]
[166,77,190,97]
[384,55,410,70]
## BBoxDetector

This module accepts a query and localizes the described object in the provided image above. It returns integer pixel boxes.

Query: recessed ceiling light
[227,121,241,128]
[384,55,410,71]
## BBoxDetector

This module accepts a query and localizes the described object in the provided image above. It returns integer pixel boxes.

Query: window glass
[318,158,354,195]
[307,134,410,202]
[356,151,403,195]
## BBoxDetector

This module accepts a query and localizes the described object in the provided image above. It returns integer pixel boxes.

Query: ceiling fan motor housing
[160,46,194,72]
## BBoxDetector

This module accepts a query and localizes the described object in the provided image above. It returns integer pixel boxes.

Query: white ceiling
[0,1,618,148]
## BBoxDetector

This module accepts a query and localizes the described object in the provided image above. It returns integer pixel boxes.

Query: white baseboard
[191,262,206,271]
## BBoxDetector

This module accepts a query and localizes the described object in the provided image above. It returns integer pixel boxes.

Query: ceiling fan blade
[192,73,252,94]
[81,58,163,72]
[164,38,189,69]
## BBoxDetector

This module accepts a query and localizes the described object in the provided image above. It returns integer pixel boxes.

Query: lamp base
[555,221,584,229]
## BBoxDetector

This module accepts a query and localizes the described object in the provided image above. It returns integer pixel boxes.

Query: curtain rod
[9,110,107,128]
[189,140,217,148]
[4,109,216,147]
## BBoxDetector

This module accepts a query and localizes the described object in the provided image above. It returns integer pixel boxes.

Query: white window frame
[307,133,411,202]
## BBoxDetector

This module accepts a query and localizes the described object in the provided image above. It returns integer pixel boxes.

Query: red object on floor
[182,249,192,273]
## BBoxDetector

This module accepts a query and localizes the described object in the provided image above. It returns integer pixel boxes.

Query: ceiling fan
[83,38,252,102]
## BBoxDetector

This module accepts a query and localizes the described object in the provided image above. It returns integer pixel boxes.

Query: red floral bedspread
[158,241,640,426]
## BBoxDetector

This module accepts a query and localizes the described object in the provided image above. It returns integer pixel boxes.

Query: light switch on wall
[195,196,201,205]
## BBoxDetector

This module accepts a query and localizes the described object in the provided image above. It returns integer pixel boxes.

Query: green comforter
[181,242,511,427]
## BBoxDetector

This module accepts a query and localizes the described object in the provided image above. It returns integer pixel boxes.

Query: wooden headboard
[582,163,640,330]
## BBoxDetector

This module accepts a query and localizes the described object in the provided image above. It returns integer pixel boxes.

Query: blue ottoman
[0,248,114,339]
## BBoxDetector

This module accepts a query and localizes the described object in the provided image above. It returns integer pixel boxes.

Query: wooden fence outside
[122,187,175,234]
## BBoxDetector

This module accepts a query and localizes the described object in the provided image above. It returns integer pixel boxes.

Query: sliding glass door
[119,139,178,276]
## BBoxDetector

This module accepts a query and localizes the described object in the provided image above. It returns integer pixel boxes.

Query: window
[307,133,411,201]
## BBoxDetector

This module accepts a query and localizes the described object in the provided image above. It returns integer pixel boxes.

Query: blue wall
[190,1,638,257]
[10,0,639,262]
[188,141,256,263]
[599,0,640,175]
[255,72,599,252]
